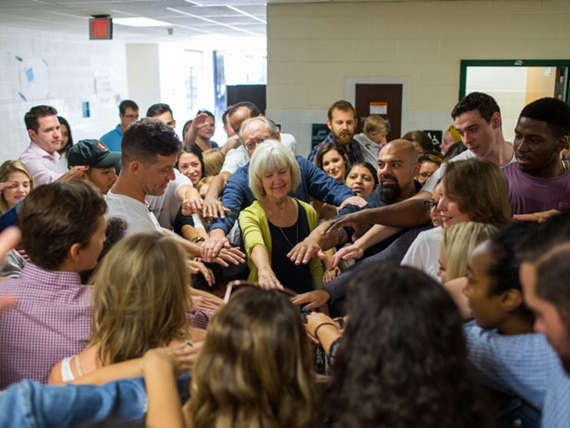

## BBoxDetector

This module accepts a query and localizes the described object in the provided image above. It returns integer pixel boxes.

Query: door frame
[345,77,411,134]
[459,59,570,103]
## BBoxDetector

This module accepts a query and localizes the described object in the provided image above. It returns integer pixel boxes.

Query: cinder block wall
[266,0,570,155]
[0,25,128,161]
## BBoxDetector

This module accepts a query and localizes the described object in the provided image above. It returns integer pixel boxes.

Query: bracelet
[192,236,206,243]
[314,322,337,339]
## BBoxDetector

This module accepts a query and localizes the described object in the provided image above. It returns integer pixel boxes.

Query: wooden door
[354,84,403,139]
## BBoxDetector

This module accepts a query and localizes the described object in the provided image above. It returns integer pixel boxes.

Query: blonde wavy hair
[0,160,34,214]
[202,149,224,177]
[90,232,192,364]
[189,287,315,428]
[444,222,499,281]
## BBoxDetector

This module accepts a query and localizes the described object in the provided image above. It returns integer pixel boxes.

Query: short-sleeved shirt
[147,170,192,229]
[0,263,92,388]
[353,132,381,167]
[100,125,123,152]
[106,192,162,237]
[503,162,570,215]
[400,227,443,281]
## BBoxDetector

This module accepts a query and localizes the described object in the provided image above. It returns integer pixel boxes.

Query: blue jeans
[0,374,191,428]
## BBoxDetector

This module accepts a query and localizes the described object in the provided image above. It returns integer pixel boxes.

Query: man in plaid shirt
[0,181,107,388]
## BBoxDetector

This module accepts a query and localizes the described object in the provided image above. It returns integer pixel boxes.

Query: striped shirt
[0,263,92,388]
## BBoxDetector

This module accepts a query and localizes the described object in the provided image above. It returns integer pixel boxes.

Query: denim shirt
[210,155,355,234]
[0,374,191,428]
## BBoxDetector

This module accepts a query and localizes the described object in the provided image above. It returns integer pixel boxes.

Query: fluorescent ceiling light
[184,0,203,5]
[113,17,171,27]
[226,5,266,24]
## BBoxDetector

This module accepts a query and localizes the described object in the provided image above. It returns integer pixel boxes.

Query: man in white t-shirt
[106,119,245,267]
[289,92,516,266]
[144,103,200,229]
[106,119,181,236]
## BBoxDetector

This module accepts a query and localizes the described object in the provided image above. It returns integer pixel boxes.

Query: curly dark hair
[316,264,491,428]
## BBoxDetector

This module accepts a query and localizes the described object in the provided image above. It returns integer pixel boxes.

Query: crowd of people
[0,91,569,427]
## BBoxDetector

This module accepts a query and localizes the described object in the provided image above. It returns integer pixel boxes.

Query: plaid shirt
[0,263,92,388]
[308,133,365,165]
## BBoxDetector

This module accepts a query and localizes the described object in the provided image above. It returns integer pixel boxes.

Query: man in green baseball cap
[68,139,121,194]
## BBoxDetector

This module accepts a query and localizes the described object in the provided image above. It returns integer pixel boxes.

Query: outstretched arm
[288,220,349,266]
[326,193,431,237]
[330,224,401,269]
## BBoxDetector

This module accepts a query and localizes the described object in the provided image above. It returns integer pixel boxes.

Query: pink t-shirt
[503,162,570,215]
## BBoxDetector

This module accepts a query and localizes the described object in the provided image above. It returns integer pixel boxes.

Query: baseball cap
[68,139,121,169]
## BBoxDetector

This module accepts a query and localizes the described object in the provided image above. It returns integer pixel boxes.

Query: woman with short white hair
[239,140,323,291]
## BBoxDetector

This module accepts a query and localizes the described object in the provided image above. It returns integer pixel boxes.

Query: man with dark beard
[308,100,365,165]
[290,140,427,313]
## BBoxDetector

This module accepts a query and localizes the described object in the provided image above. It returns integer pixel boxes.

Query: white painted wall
[126,44,161,117]
[0,25,128,161]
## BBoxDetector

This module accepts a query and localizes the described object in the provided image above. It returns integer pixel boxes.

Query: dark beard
[381,184,402,204]
[334,132,353,146]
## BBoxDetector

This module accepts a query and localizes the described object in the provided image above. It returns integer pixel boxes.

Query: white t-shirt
[106,192,162,237]
[147,170,191,229]
[421,150,475,195]
[220,133,298,175]
[401,227,444,282]
[354,132,381,167]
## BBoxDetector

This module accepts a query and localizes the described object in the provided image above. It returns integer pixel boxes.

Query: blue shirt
[308,133,365,165]
[210,156,356,234]
[465,322,570,427]
[0,373,191,428]
[100,124,124,152]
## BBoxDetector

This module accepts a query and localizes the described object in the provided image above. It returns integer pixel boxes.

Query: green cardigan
[239,198,323,289]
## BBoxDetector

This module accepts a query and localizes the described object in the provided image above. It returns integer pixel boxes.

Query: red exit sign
[89,17,113,40]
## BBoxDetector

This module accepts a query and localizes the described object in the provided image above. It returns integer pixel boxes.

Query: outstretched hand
[287,239,326,266]
[142,344,202,376]
[201,234,230,262]
[291,290,331,311]
[324,211,370,241]
[258,268,284,290]
[339,195,367,210]
[330,243,363,269]
[215,246,246,266]
[202,198,231,219]
[188,260,215,287]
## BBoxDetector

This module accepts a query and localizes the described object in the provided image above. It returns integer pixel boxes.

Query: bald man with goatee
[290,139,431,313]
